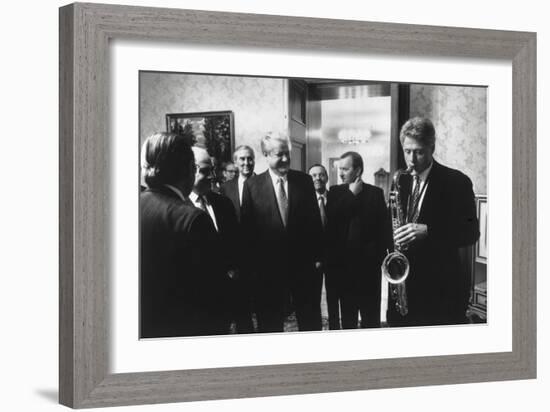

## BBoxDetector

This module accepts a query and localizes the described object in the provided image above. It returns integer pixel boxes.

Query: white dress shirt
[316,191,327,207]
[189,191,219,232]
[268,169,289,202]
[238,175,247,206]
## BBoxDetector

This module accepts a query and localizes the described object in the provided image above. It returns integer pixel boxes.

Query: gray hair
[260,132,291,156]
[233,145,255,161]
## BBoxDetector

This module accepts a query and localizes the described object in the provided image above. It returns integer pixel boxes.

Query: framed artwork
[476,196,488,264]
[59,2,536,408]
[166,110,234,178]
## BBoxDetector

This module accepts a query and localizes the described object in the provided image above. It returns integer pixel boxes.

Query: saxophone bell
[382,250,410,284]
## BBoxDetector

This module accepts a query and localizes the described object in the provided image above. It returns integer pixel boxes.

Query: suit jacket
[140,186,223,338]
[397,160,480,323]
[204,191,240,271]
[220,178,241,221]
[241,169,323,281]
[327,182,391,282]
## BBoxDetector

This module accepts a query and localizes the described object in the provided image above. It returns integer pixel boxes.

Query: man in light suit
[140,132,224,338]
[220,145,256,221]
[389,117,479,326]
[190,146,254,333]
[327,152,390,329]
[241,133,324,332]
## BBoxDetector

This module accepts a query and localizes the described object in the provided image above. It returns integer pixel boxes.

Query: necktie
[408,175,421,223]
[276,177,288,227]
[318,196,327,229]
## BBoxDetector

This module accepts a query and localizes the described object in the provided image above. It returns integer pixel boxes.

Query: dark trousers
[254,267,322,333]
[225,275,254,333]
[325,269,342,330]
[339,265,381,329]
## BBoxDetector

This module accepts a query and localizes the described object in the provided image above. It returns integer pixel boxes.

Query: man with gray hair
[389,116,479,326]
[220,145,256,220]
[241,133,324,332]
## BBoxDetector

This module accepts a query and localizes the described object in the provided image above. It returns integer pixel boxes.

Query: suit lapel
[417,161,441,223]
[398,174,412,219]
[228,179,240,219]
[286,170,297,227]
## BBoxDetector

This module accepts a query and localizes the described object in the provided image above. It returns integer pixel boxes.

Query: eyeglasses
[195,164,214,176]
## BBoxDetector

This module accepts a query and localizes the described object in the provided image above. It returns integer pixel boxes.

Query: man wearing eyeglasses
[191,146,254,333]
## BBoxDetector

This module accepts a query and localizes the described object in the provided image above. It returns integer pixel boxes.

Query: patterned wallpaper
[409,85,487,195]
[140,75,486,192]
[140,72,288,173]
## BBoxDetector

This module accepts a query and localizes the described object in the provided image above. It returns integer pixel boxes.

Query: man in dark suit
[190,146,254,333]
[327,151,390,329]
[389,117,480,326]
[308,164,337,329]
[220,145,256,221]
[140,132,224,338]
[219,145,257,331]
[241,133,324,333]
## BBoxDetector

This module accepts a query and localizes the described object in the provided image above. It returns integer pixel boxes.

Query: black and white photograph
[139,72,487,338]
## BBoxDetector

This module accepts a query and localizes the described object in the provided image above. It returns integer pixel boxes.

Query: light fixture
[337,127,372,145]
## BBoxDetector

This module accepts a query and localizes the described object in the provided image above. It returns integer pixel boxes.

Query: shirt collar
[189,191,209,205]
[268,168,287,186]
[316,190,328,200]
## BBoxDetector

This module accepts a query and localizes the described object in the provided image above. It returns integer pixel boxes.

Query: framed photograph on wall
[59,2,536,408]
[476,196,488,264]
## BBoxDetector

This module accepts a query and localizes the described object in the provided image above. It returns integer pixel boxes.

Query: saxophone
[381,167,412,316]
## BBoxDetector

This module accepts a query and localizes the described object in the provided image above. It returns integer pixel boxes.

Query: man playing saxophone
[387,117,480,327]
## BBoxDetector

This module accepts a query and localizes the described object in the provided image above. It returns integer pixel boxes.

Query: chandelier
[337,128,372,145]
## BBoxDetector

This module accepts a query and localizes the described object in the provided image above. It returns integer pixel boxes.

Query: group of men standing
[140,117,480,338]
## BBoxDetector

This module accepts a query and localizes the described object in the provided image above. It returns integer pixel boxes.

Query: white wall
[2,1,547,412]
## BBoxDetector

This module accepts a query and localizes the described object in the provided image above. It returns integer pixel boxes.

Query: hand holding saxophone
[394,223,428,248]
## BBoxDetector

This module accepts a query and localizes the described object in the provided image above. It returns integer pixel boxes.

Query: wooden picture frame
[59,3,536,408]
